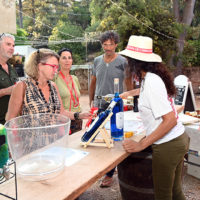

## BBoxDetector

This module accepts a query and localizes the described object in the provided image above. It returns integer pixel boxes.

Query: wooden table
[3,111,197,199]
[0,131,144,200]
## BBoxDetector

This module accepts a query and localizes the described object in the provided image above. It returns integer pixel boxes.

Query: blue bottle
[81,101,117,142]
[110,78,124,141]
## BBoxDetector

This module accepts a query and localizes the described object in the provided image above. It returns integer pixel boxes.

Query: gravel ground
[78,164,200,200]
[78,95,200,200]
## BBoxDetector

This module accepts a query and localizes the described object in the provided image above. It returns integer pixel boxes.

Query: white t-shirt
[138,72,185,144]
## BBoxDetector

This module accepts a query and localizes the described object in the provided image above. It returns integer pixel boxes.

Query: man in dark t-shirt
[0,33,18,124]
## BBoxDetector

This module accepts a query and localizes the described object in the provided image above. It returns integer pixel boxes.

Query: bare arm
[124,76,133,91]
[175,105,184,114]
[89,75,96,107]
[0,85,15,98]
[123,111,177,153]
[120,88,140,99]
[53,82,74,119]
[53,83,91,120]
[6,82,24,121]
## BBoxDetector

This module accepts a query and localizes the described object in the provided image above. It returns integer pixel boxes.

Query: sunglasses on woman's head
[0,33,5,40]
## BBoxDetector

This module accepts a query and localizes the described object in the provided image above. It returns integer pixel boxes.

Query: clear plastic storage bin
[5,113,70,181]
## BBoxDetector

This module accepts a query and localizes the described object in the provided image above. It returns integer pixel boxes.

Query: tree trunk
[19,0,23,28]
[173,0,180,22]
[176,31,187,74]
[172,0,196,74]
[32,0,36,25]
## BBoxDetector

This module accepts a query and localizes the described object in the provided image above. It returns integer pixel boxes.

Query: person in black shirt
[14,59,24,77]
[0,33,18,124]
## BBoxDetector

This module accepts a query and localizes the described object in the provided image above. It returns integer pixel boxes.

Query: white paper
[105,116,145,135]
[116,112,124,129]
[64,148,89,166]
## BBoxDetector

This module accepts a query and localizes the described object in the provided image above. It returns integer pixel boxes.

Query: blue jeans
[106,168,115,177]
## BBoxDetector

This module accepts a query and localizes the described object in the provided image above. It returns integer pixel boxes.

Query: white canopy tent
[14,45,37,60]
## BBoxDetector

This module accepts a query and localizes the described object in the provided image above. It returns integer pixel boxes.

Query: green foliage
[14,27,29,45]
[20,0,72,42]
[89,0,111,25]
[15,28,28,40]
[89,0,199,66]
[16,0,92,63]
[91,0,178,62]
[192,0,200,27]
[49,19,85,64]
[15,0,200,66]
[68,1,91,30]
[182,26,200,67]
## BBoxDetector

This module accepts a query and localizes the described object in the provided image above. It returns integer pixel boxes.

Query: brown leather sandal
[100,176,113,188]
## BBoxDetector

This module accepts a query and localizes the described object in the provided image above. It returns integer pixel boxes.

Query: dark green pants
[152,133,189,200]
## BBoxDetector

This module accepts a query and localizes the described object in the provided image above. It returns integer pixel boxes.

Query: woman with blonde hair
[6,48,90,121]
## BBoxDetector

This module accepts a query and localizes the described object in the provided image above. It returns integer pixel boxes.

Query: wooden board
[0,130,144,200]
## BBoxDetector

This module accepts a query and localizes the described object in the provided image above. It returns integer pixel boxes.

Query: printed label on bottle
[87,116,99,132]
[108,101,117,110]
[116,112,124,129]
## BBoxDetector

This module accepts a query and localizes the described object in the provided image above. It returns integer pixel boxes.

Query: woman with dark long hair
[120,35,189,200]
[54,48,83,134]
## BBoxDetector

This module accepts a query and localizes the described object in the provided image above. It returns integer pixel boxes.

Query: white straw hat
[119,35,162,62]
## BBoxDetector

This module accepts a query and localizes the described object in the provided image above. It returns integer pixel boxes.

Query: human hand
[90,100,94,108]
[120,91,129,99]
[122,139,144,153]
[85,107,98,128]
[79,112,92,119]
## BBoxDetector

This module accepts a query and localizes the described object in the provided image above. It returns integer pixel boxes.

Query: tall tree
[173,0,196,74]
[49,14,86,64]
[18,0,23,28]
[68,0,91,30]
[89,0,199,68]
[89,0,178,63]
[20,0,81,46]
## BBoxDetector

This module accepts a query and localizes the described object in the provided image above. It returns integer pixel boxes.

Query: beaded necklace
[35,80,56,113]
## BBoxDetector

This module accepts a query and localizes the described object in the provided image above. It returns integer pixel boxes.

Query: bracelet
[74,112,80,120]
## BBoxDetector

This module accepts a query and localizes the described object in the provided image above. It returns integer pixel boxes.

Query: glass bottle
[81,101,117,142]
[110,78,124,141]
[133,78,139,112]
[133,96,139,112]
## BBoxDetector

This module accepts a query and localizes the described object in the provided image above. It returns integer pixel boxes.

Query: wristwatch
[74,112,80,120]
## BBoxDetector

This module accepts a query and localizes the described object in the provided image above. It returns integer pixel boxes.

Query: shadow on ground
[79,165,200,200]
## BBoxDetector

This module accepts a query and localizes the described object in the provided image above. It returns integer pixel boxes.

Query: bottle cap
[114,78,119,84]
[124,131,134,138]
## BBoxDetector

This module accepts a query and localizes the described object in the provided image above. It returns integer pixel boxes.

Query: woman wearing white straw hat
[120,35,189,200]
